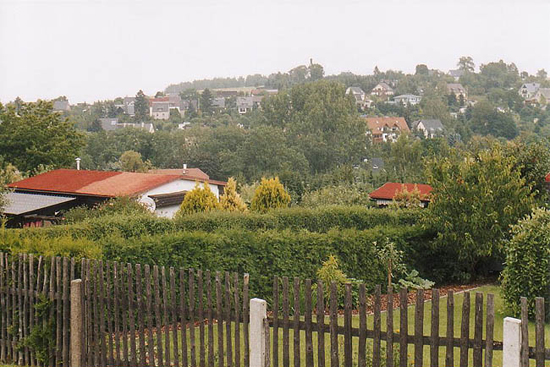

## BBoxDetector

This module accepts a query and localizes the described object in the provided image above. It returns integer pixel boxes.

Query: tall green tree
[0,101,84,172]
[134,90,149,121]
[200,88,213,115]
[457,56,475,72]
[424,144,535,279]
[469,100,518,139]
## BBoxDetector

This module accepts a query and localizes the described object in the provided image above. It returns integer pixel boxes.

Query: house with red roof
[365,117,410,143]
[5,166,226,226]
[369,182,432,208]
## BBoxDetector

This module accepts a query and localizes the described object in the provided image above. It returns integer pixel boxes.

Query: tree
[390,184,422,208]
[308,63,325,81]
[0,101,84,172]
[424,144,535,279]
[134,90,149,121]
[200,88,213,115]
[119,150,150,172]
[536,69,548,81]
[457,56,475,72]
[176,182,220,216]
[219,177,247,212]
[415,64,429,75]
[469,100,518,139]
[501,208,550,317]
[250,177,291,213]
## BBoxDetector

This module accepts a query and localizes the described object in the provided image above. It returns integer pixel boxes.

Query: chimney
[75,157,81,170]
[183,163,187,174]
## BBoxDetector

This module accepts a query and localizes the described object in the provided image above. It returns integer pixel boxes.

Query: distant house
[236,96,262,114]
[369,182,432,208]
[99,118,155,133]
[5,168,226,225]
[346,87,371,109]
[52,100,71,112]
[518,83,540,99]
[446,83,467,100]
[412,119,444,138]
[212,97,226,109]
[370,82,394,98]
[394,94,422,106]
[448,69,465,81]
[123,97,135,116]
[150,101,170,120]
[532,88,550,104]
[364,116,410,143]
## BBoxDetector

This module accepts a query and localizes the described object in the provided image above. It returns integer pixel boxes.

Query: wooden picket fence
[0,252,548,367]
[268,276,550,367]
[79,259,250,367]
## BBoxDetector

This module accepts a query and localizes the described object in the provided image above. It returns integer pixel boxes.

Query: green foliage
[398,270,435,290]
[501,208,550,317]
[219,177,247,212]
[134,90,149,121]
[176,182,220,217]
[0,100,85,172]
[119,150,151,172]
[425,144,536,279]
[63,197,153,224]
[20,295,55,364]
[470,100,518,139]
[299,185,372,208]
[250,177,291,213]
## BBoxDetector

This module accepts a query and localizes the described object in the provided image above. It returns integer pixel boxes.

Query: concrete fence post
[70,279,83,367]
[250,298,267,367]
[503,317,522,367]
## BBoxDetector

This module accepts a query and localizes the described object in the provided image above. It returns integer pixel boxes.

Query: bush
[501,208,550,317]
[250,177,291,213]
[219,177,247,212]
[64,196,153,224]
[176,182,220,217]
[300,185,372,208]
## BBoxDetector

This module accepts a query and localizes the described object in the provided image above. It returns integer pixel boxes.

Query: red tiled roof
[365,117,410,133]
[149,168,210,181]
[369,182,433,201]
[546,173,550,182]
[8,169,184,197]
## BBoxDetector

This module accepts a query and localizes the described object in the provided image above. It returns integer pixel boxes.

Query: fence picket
[180,268,189,367]
[198,270,205,367]
[329,282,338,367]
[153,266,164,367]
[273,277,279,367]
[305,279,314,367]
[135,264,146,367]
[373,284,381,367]
[206,271,214,367]
[387,285,394,367]
[473,293,483,366]
[343,284,352,367]
[358,284,366,367]
[399,287,408,367]
[430,289,440,367]
[317,280,326,367]
[459,292,470,367]
[485,293,495,367]
[445,291,454,367]
[161,267,171,367]
[233,273,241,367]
[171,268,181,367]
[145,265,156,367]
[225,272,233,367]
[105,262,114,367]
[415,289,425,367]
[282,276,290,367]
[243,274,249,367]
[535,297,545,367]
[189,269,196,367]
[293,277,301,367]
[215,272,223,367]
[129,264,138,366]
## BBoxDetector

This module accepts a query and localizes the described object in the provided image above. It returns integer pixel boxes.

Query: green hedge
[101,225,427,299]
[174,206,420,233]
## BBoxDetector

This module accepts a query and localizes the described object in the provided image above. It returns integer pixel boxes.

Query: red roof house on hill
[369,182,433,207]
[365,117,410,143]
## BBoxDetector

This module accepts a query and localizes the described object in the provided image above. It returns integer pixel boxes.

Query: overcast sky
[0,0,549,103]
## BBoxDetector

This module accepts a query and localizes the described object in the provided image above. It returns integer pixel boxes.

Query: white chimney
[183,163,187,174]
[75,157,81,170]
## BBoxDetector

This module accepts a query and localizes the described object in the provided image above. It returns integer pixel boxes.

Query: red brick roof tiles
[369,182,432,201]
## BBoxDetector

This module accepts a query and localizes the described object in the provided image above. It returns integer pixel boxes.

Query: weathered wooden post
[70,279,83,367]
[503,317,522,367]
[250,298,267,367]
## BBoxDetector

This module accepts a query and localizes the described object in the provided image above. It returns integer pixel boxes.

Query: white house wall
[140,179,221,219]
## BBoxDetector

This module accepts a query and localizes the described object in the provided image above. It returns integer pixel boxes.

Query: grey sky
[1,0,549,103]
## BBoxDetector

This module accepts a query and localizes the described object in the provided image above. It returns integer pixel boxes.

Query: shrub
[250,177,291,213]
[299,185,372,208]
[64,196,153,224]
[219,177,247,212]
[501,208,550,317]
[176,182,220,217]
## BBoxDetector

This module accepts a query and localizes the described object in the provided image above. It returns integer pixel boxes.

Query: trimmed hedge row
[101,225,428,299]
[173,206,421,233]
